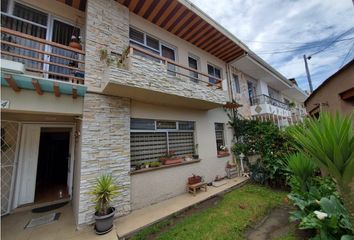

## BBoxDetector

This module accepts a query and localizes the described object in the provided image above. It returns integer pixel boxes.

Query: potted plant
[188,174,202,185]
[192,144,199,159]
[69,35,82,50]
[160,151,183,165]
[90,174,119,235]
[217,145,230,157]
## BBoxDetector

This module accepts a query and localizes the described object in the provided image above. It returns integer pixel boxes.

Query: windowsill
[217,152,230,158]
[130,159,201,175]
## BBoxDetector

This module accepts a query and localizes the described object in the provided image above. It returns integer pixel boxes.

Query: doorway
[14,124,74,209]
[34,128,71,203]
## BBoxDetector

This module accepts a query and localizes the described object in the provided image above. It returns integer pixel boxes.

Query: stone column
[78,93,131,225]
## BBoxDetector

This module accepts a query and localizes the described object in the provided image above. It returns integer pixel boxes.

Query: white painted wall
[130,101,234,209]
[1,87,84,115]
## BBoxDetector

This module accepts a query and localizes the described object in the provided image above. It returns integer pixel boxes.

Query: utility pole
[303,55,313,93]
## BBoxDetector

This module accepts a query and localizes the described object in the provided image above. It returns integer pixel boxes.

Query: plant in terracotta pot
[160,151,183,165]
[218,145,229,157]
[69,35,82,50]
[90,174,119,235]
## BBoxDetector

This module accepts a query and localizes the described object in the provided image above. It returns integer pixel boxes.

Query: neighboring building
[305,59,354,123]
[0,0,307,227]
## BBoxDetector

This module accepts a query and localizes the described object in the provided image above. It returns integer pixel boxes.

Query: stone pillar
[78,93,131,225]
[85,0,129,88]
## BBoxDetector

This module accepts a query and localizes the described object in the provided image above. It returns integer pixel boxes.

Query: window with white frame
[188,54,199,82]
[1,0,81,79]
[232,74,241,94]
[208,64,222,84]
[130,118,195,167]
[214,123,225,151]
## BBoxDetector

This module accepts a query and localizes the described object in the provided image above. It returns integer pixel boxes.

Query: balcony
[102,45,229,110]
[250,94,291,118]
[1,27,86,98]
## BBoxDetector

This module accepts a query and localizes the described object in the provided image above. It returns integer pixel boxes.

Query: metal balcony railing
[250,94,290,110]
[1,27,85,84]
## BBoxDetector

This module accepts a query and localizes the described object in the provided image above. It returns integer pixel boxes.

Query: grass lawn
[131,184,287,240]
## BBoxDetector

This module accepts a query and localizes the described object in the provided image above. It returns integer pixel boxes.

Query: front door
[16,124,41,206]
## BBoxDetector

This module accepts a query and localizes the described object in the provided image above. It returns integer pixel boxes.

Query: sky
[190,0,354,92]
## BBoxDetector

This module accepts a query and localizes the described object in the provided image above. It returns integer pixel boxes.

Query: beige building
[305,59,354,122]
[1,0,307,227]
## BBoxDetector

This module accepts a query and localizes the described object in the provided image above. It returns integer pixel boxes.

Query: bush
[228,112,295,188]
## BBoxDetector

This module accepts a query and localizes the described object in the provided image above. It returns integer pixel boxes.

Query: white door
[16,124,41,206]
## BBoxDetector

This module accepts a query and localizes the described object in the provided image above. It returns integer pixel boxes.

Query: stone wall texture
[78,93,131,225]
[108,55,229,105]
[85,0,129,88]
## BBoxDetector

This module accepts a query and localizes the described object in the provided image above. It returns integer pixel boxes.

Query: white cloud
[190,0,354,91]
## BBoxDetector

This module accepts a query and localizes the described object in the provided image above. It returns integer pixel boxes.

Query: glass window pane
[215,123,224,130]
[129,27,144,44]
[146,35,159,50]
[233,74,240,93]
[156,121,176,129]
[131,118,155,130]
[1,0,8,12]
[168,132,194,156]
[178,121,195,130]
[13,3,48,26]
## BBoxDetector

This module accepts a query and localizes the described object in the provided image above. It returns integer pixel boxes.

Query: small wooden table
[187,182,207,196]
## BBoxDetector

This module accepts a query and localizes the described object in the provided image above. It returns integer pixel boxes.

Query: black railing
[250,94,290,110]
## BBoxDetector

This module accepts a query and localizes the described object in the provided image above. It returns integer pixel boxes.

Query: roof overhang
[117,0,248,62]
[231,53,308,103]
[1,72,87,98]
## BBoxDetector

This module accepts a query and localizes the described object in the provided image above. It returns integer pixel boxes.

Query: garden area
[128,112,354,240]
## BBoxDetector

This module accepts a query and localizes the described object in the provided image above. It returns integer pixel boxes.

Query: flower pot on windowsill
[160,157,183,165]
[217,151,230,158]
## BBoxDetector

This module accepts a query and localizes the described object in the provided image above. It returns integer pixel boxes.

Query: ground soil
[246,206,314,240]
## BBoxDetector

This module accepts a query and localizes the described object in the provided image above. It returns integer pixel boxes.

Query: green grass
[131,184,287,240]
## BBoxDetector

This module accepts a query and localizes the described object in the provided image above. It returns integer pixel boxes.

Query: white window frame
[207,63,222,83]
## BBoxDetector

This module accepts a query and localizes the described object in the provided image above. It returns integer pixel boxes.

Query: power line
[338,41,354,69]
[308,27,354,58]
[243,37,354,45]
[256,38,352,55]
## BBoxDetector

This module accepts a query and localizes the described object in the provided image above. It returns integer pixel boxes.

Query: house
[0,0,307,227]
[305,59,354,124]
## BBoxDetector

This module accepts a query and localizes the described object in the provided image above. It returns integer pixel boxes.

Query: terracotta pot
[217,151,230,157]
[188,175,201,185]
[69,41,82,50]
[164,158,182,165]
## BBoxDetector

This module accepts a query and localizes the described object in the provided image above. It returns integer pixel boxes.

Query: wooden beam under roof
[32,79,43,95]
[4,75,20,92]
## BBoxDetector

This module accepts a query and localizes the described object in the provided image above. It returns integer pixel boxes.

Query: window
[161,44,176,76]
[268,86,280,100]
[232,74,240,94]
[208,64,222,84]
[130,119,195,167]
[188,55,199,82]
[214,123,225,151]
[247,81,256,104]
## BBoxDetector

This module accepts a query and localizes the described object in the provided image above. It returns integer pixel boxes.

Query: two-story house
[0,0,307,227]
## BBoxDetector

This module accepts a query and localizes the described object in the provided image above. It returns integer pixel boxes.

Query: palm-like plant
[287,153,316,192]
[288,112,354,231]
[91,174,120,216]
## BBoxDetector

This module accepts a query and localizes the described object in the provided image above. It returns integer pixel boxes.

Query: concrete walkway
[115,176,249,239]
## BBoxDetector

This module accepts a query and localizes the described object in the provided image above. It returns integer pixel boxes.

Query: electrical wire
[338,41,354,69]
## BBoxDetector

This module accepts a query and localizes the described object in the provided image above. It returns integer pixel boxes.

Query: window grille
[130,119,195,167]
[215,123,225,151]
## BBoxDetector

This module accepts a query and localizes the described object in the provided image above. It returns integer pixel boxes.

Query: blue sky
[190,0,354,92]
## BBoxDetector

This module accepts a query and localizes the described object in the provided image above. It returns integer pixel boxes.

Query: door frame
[12,123,75,209]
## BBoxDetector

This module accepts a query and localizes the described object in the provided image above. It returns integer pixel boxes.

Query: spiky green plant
[287,153,316,192]
[288,112,354,232]
[90,174,120,216]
